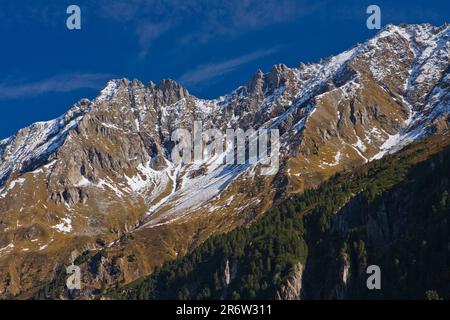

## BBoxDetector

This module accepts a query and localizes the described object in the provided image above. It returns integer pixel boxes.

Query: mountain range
[0,23,449,299]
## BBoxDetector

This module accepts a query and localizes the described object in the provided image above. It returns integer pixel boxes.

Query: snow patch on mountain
[97,80,121,102]
[52,217,73,233]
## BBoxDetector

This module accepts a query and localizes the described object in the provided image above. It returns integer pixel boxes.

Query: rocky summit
[0,23,448,298]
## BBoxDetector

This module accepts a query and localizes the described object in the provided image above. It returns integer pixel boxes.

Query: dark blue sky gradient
[0,0,448,138]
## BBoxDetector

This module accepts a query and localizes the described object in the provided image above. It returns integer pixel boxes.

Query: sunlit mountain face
[0,0,449,302]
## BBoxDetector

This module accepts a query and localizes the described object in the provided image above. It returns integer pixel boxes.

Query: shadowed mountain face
[0,23,449,297]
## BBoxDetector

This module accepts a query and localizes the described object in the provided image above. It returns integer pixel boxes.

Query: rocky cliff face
[0,23,449,297]
[276,263,303,300]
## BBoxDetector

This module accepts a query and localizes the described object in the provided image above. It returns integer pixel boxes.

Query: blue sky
[0,0,448,138]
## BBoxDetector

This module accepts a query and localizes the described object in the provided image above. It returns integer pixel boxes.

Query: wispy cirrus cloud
[179,0,324,44]
[178,47,279,86]
[99,0,322,53]
[137,21,173,58]
[0,73,113,100]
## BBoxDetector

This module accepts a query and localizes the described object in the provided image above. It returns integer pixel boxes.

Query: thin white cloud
[137,21,172,58]
[0,73,112,100]
[178,47,279,86]
[99,0,142,21]
[181,0,323,43]
[99,0,323,50]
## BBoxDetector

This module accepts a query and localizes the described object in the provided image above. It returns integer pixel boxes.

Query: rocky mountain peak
[246,63,290,97]
[247,69,265,93]
[96,78,125,101]
[266,63,289,93]
[154,79,189,104]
